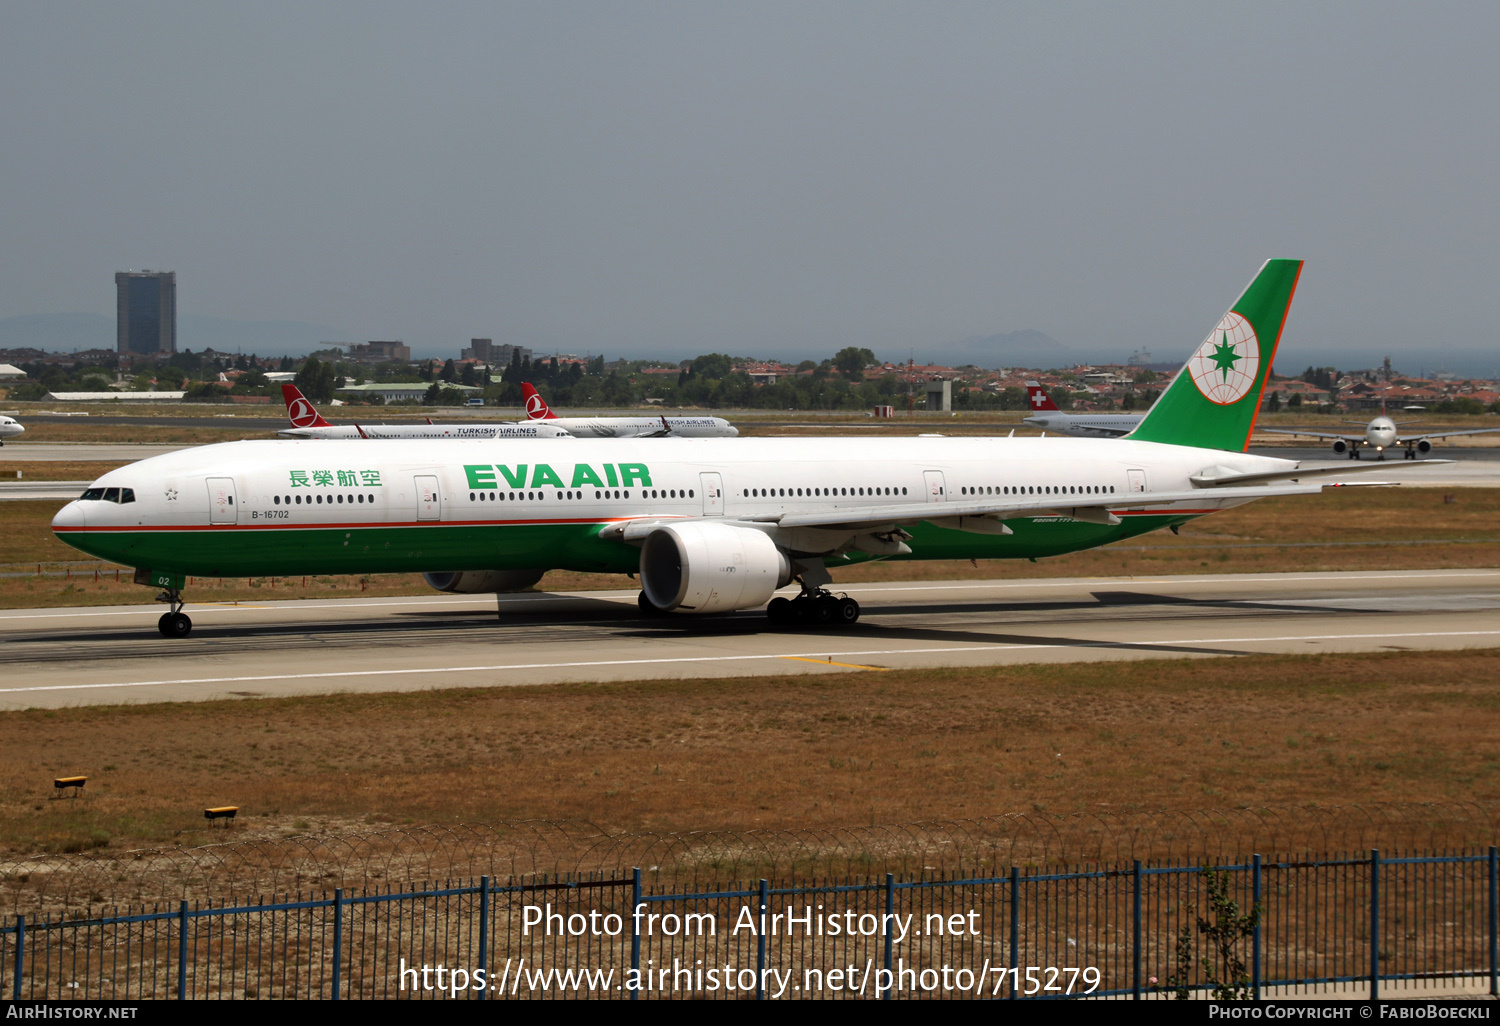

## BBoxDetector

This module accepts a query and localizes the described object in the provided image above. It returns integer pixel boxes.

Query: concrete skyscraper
[115,270,176,355]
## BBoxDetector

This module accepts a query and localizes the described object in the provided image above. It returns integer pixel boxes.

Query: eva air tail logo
[1186,312,1259,405]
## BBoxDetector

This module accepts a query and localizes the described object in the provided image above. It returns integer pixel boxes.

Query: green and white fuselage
[50,259,1445,627]
[49,434,1296,581]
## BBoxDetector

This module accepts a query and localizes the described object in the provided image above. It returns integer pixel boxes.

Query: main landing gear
[156,588,192,637]
[767,591,860,627]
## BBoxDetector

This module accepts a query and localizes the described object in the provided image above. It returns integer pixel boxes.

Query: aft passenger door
[207,477,238,525]
[416,475,441,521]
[700,472,724,516]
[922,470,947,502]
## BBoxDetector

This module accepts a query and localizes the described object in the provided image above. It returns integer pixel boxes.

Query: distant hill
[939,329,1070,368]
[0,312,347,357]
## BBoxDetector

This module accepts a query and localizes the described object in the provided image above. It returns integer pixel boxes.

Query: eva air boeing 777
[52,261,1444,637]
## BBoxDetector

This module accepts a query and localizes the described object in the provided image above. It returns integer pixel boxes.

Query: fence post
[331,889,343,1000]
[478,876,490,1003]
[1370,849,1380,1002]
[756,879,769,1000]
[1489,847,1497,998]
[883,873,895,1001]
[1132,860,1142,1000]
[630,868,642,1001]
[1009,866,1020,1000]
[1252,854,1262,1002]
[12,915,21,1000]
[177,900,189,1000]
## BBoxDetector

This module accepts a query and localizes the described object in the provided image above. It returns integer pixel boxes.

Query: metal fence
[2,849,1496,1000]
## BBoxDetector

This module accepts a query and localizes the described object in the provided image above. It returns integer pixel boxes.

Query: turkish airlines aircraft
[277,384,572,440]
[1022,382,1144,438]
[521,383,738,438]
[0,415,23,444]
[55,261,1447,637]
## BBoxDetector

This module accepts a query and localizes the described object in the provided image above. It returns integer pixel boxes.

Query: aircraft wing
[735,482,1345,534]
[1190,460,1451,487]
[1258,427,1362,442]
[1396,428,1500,443]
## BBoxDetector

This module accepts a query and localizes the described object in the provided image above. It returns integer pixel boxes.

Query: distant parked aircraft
[521,383,738,438]
[276,384,572,439]
[1260,414,1500,459]
[1022,383,1144,438]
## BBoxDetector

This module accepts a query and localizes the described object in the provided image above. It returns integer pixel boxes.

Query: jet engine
[1331,439,1348,455]
[639,522,792,614]
[423,570,545,593]
[1416,439,1432,455]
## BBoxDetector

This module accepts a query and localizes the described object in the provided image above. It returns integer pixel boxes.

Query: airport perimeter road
[2,569,1499,709]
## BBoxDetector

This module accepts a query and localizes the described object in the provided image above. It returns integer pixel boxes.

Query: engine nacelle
[1416,439,1432,455]
[640,522,792,614]
[1331,439,1348,455]
[423,570,545,593]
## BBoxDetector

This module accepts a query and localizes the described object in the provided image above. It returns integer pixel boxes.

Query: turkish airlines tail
[281,384,333,429]
[520,382,559,420]
[1025,382,1061,412]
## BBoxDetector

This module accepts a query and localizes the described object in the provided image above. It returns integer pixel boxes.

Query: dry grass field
[1,649,1497,859]
[3,487,1497,608]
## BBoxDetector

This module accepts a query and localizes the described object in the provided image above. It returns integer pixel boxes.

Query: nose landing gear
[155,588,192,637]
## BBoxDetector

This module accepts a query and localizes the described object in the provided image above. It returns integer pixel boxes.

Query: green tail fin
[1127,259,1303,451]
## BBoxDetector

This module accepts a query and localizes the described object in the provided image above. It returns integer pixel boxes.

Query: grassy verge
[2,649,1497,855]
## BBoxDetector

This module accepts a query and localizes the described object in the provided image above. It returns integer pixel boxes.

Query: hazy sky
[2,2,1497,368]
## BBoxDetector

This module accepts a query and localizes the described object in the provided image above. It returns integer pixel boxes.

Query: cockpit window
[79,487,135,504]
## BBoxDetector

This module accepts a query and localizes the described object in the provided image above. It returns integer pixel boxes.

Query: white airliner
[1260,413,1500,459]
[276,384,573,440]
[1022,383,1144,437]
[54,260,1447,638]
[521,383,738,438]
[0,415,23,444]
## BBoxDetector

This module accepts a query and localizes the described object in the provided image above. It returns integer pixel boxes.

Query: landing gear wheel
[157,612,172,635]
[767,597,792,624]
[835,597,861,625]
[1352,450,1362,460]
[162,612,192,638]
[805,596,837,625]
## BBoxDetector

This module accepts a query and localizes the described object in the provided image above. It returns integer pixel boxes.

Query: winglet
[281,384,332,428]
[521,382,559,420]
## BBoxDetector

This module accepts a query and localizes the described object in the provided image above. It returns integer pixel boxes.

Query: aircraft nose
[52,502,86,531]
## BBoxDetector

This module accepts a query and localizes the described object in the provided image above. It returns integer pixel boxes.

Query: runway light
[53,776,86,798]
[204,806,239,827]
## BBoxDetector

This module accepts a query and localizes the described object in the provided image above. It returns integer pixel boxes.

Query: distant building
[337,382,481,403]
[115,271,176,355]
[0,364,26,381]
[348,341,411,363]
[461,338,532,364]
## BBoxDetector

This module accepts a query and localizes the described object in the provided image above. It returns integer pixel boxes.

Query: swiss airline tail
[521,382,559,420]
[280,384,332,429]
[1025,382,1061,412]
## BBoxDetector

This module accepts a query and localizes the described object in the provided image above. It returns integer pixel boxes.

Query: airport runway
[2,569,1498,709]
